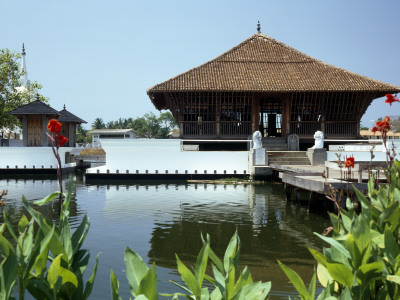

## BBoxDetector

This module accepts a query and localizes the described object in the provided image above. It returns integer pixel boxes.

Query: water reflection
[0,178,330,299]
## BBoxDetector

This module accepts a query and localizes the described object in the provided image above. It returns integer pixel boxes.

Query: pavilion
[8,96,86,147]
[147,26,400,145]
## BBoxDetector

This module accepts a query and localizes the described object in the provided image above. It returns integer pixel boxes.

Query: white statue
[312,131,324,149]
[252,131,262,149]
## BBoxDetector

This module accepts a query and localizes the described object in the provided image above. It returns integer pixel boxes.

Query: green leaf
[47,254,78,290]
[110,268,123,300]
[33,191,61,206]
[212,264,226,298]
[224,231,239,273]
[384,228,400,265]
[278,260,308,299]
[176,254,200,297]
[83,252,100,300]
[71,214,90,255]
[33,224,55,276]
[326,263,353,287]
[0,235,17,300]
[314,233,352,260]
[61,219,73,262]
[194,241,210,287]
[124,247,149,296]
[2,210,22,249]
[137,263,158,300]
[233,266,253,297]
[386,275,400,285]
[231,282,271,300]
[356,261,383,288]
[308,273,317,300]
[308,247,327,267]
[316,263,333,288]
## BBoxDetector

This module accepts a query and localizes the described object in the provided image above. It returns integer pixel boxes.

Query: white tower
[16,43,30,93]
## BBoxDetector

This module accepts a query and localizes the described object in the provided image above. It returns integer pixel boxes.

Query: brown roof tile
[147,33,400,108]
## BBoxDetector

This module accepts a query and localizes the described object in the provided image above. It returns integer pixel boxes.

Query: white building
[89,129,137,145]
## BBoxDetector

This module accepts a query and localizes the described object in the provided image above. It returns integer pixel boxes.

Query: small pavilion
[8,96,86,147]
[147,24,400,144]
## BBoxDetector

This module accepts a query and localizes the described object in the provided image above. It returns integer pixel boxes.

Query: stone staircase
[267,151,311,166]
[262,137,288,151]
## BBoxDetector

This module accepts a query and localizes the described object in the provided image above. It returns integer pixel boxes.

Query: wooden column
[252,94,260,133]
[216,93,221,137]
[282,94,291,136]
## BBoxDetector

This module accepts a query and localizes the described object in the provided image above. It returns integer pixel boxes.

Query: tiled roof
[8,100,62,116]
[58,108,87,123]
[147,33,400,109]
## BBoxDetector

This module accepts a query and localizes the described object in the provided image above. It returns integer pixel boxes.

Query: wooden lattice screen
[289,92,373,136]
[166,92,252,137]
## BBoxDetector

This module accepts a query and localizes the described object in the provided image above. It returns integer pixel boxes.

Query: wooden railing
[181,121,216,136]
[325,122,358,136]
[289,122,321,136]
[181,121,252,137]
[220,121,252,136]
[290,121,359,136]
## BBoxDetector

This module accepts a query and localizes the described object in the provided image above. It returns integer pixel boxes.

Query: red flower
[47,119,62,133]
[344,156,355,168]
[373,116,391,133]
[57,135,68,146]
[371,126,378,134]
[385,94,400,106]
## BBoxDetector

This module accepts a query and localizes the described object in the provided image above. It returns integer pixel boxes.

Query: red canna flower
[57,135,68,146]
[371,126,378,134]
[344,156,355,168]
[47,119,62,133]
[385,94,400,106]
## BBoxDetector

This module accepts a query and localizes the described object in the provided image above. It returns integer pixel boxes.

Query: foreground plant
[0,179,99,300]
[112,231,271,300]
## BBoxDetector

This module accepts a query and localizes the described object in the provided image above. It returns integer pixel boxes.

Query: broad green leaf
[26,278,53,300]
[71,214,90,255]
[61,219,73,262]
[224,231,239,272]
[2,211,22,249]
[379,202,398,226]
[33,224,55,276]
[210,287,222,300]
[308,273,317,300]
[135,295,150,300]
[339,286,352,299]
[278,260,308,299]
[233,266,253,296]
[137,263,158,300]
[231,281,271,300]
[195,240,210,287]
[200,287,210,300]
[212,264,226,298]
[326,263,353,287]
[384,228,400,265]
[176,254,200,297]
[110,268,123,300]
[0,235,17,300]
[207,246,224,274]
[83,252,100,300]
[33,191,61,206]
[314,233,352,260]
[345,233,362,270]
[356,261,383,287]
[317,263,333,288]
[386,275,400,285]
[47,254,78,290]
[308,247,327,267]
[124,247,149,296]
[353,216,370,255]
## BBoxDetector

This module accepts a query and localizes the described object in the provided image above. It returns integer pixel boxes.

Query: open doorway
[259,98,282,137]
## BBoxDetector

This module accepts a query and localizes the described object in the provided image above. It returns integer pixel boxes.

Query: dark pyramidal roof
[147,33,400,109]
[58,105,87,123]
[8,99,62,116]
[8,100,86,124]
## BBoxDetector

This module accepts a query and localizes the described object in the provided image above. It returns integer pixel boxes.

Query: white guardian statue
[252,131,262,149]
[312,131,324,149]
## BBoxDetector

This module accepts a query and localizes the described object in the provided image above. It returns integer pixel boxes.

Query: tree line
[76,112,178,143]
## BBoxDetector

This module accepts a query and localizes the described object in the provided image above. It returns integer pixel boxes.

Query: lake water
[1,175,331,299]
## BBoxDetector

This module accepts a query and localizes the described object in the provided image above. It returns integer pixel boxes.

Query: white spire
[19,43,30,88]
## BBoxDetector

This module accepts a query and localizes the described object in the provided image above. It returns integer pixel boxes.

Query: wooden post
[216,94,221,137]
[282,94,291,136]
[252,94,260,133]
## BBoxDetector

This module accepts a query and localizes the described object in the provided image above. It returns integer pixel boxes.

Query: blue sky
[2,0,399,129]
